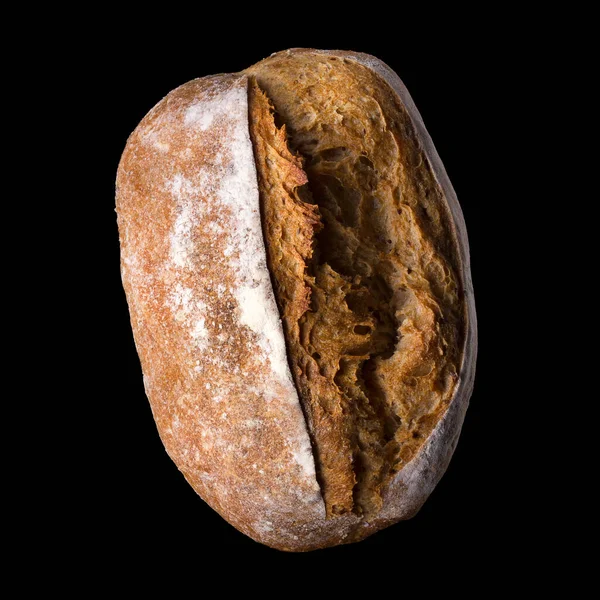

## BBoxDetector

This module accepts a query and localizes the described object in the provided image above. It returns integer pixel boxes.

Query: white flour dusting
[236,284,289,381]
[193,86,297,390]
[168,174,209,269]
[161,77,320,496]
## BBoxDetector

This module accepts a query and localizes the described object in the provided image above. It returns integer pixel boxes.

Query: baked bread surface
[117,49,477,551]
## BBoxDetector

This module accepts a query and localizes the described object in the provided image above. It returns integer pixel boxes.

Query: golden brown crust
[117,49,477,551]
[116,74,331,551]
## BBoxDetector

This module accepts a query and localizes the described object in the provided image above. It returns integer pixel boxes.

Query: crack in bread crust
[248,55,465,520]
[249,82,355,516]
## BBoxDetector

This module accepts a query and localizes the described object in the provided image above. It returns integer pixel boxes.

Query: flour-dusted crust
[117,74,343,549]
[117,51,477,551]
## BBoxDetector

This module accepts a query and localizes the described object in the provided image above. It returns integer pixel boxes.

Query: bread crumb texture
[248,53,465,521]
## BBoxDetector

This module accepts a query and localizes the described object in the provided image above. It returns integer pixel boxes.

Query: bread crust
[116,50,477,551]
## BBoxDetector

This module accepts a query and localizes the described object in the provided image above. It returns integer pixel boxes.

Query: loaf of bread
[116,48,477,551]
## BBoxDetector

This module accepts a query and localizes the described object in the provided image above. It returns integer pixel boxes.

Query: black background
[85,29,505,573]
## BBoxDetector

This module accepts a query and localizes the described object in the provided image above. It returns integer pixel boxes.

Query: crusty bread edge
[343,49,477,526]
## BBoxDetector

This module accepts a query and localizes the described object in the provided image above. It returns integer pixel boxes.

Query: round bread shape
[116,49,477,551]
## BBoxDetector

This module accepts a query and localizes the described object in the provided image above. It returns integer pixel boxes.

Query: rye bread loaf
[116,48,477,551]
